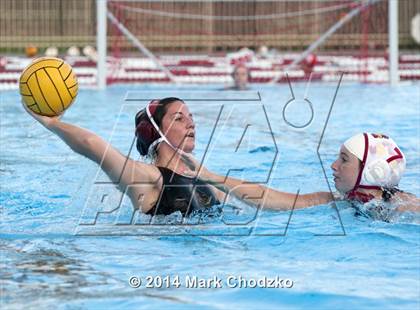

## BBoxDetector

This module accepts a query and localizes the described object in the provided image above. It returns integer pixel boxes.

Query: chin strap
[145,102,190,159]
[345,190,375,203]
[146,103,175,151]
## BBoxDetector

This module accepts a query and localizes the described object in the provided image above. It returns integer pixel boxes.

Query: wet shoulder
[393,192,420,212]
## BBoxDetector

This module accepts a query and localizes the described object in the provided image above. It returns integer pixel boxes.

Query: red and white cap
[343,133,406,191]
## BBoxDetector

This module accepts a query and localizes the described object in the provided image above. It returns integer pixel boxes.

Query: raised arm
[22,104,160,198]
[47,120,145,190]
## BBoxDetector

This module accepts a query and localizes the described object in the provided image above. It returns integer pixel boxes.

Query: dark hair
[152,97,184,128]
[381,187,402,202]
[134,97,184,156]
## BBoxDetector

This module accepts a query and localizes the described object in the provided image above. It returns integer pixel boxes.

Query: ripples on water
[1,84,419,308]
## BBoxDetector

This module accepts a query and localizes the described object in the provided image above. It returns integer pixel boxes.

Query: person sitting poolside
[183,133,419,213]
[225,64,250,90]
[23,97,224,216]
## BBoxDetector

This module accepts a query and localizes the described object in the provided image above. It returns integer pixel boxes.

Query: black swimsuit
[147,167,220,216]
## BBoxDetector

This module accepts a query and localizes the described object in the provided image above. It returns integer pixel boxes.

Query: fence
[0,0,419,55]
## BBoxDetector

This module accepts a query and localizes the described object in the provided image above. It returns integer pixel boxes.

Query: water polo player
[226,64,250,90]
[23,97,223,216]
[185,133,419,212]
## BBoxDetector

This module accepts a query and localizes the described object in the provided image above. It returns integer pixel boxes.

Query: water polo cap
[135,100,176,156]
[343,133,406,191]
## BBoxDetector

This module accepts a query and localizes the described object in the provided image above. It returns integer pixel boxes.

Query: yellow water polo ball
[19,57,78,116]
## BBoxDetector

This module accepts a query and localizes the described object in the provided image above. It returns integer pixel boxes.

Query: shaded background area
[0,0,419,54]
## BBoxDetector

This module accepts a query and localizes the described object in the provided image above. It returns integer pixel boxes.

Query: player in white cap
[184,133,419,212]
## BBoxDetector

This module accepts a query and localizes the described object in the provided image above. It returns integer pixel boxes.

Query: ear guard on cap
[346,133,406,191]
[135,100,177,156]
[363,159,392,186]
[135,105,160,156]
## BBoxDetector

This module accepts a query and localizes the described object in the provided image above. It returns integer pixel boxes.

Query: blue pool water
[1,82,419,309]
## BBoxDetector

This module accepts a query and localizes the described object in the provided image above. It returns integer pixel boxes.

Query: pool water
[1,82,419,309]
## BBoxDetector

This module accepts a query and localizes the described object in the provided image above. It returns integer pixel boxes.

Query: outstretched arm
[180,154,333,210]
[395,192,420,212]
[199,170,333,210]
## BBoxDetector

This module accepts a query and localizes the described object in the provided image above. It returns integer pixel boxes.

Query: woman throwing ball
[21,57,418,218]
[25,94,419,217]
[23,97,224,216]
